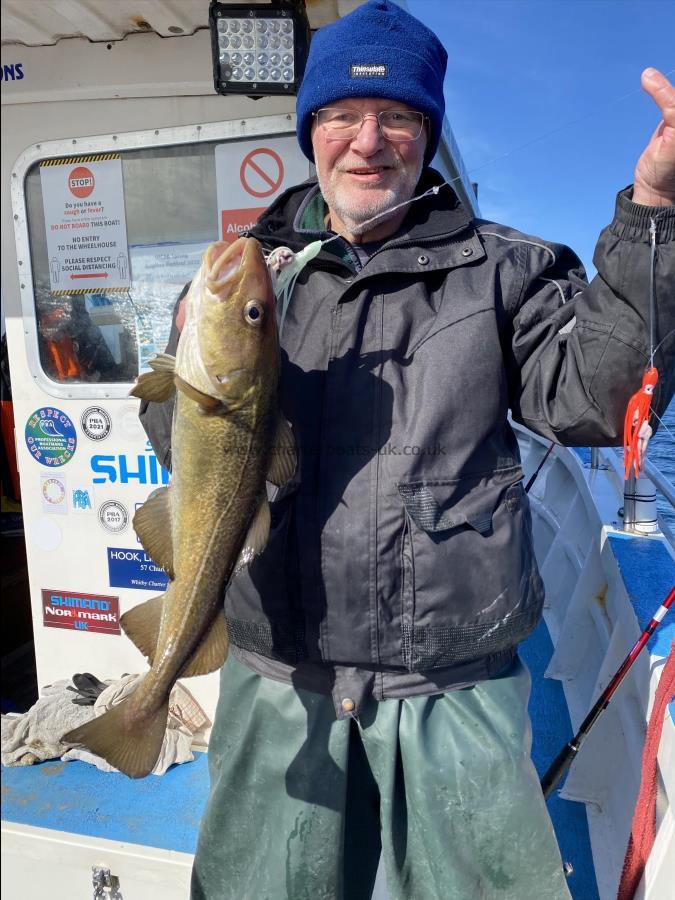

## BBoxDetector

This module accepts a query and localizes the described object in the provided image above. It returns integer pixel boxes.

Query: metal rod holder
[623,472,637,530]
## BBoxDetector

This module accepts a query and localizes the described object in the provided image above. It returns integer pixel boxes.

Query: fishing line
[314,67,675,248]
[645,212,675,453]
[649,408,675,444]
[649,217,657,366]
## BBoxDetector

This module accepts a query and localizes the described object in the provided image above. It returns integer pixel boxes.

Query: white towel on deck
[1,675,207,775]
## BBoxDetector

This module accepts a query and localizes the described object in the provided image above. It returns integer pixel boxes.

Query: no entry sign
[215,135,310,243]
[240,148,284,199]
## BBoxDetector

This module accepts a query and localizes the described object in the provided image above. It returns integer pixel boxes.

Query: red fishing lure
[623,366,658,480]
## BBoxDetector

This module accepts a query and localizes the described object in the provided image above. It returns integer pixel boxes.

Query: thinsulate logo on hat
[350,64,388,78]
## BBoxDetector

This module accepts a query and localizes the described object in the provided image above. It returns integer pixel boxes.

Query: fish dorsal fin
[120,594,164,663]
[132,486,174,579]
[174,374,222,411]
[267,415,297,486]
[129,354,177,402]
[232,496,271,578]
[180,611,229,678]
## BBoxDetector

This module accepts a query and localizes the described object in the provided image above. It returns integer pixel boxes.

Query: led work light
[209,1,311,97]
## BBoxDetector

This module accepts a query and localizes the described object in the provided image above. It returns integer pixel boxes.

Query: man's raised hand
[633,68,675,207]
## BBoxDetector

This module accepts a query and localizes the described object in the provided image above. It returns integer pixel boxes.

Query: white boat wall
[1,3,673,900]
[514,427,675,900]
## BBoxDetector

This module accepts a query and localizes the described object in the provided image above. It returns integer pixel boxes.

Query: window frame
[10,113,297,400]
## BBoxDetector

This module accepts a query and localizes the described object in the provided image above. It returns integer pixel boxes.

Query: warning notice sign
[41,588,121,635]
[40,155,130,294]
[215,136,310,244]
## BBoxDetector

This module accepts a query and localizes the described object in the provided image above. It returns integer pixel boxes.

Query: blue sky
[407,0,675,276]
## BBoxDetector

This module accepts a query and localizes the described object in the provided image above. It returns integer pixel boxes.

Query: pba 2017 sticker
[98,500,129,533]
[81,406,112,441]
[41,475,67,515]
[25,407,77,467]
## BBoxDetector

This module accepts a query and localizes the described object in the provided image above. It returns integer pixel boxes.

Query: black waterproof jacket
[140,170,674,718]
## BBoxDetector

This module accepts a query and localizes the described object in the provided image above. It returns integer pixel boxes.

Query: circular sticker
[28,518,63,552]
[42,477,66,506]
[98,500,129,533]
[25,408,77,467]
[81,406,112,441]
[119,405,146,441]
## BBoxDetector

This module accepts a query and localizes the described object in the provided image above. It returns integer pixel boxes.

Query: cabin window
[23,142,220,386]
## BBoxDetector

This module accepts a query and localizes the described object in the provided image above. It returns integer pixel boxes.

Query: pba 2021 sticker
[98,500,129,533]
[81,406,112,441]
[25,407,77,467]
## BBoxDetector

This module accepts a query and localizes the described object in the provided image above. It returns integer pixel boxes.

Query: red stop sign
[68,166,95,198]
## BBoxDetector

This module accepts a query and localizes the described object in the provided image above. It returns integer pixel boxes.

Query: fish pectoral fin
[63,689,169,779]
[132,487,175,578]
[174,375,222,411]
[267,415,297,486]
[130,362,176,403]
[232,496,271,579]
[120,595,164,663]
[180,611,229,678]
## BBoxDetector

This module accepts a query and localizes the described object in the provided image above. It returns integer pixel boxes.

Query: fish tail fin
[63,691,169,779]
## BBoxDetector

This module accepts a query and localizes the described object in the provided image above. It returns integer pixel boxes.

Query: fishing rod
[524,441,556,494]
[541,585,675,799]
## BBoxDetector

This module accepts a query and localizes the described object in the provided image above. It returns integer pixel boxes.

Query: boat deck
[1,751,209,855]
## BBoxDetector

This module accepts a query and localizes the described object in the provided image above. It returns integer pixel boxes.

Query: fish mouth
[205,237,266,295]
[205,238,247,293]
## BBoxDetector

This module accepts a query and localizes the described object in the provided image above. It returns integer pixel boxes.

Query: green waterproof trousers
[191,654,571,900]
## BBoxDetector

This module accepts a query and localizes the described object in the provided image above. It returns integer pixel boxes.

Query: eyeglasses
[312,108,426,142]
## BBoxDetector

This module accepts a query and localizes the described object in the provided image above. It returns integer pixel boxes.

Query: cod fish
[64,237,295,778]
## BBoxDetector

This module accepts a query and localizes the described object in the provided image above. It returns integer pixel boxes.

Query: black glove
[67,672,107,706]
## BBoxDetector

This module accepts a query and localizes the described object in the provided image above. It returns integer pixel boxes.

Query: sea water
[650,398,675,537]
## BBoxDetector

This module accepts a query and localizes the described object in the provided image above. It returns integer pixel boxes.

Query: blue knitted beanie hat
[296,0,447,163]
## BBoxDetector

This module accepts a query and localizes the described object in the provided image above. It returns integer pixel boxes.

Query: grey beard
[318,160,424,238]
[336,199,401,237]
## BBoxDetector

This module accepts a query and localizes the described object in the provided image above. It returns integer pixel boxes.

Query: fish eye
[244,299,264,326]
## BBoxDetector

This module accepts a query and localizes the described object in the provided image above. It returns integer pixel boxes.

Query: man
[140,2,674,897]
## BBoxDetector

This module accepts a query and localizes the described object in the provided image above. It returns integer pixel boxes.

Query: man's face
[311,97,427,241]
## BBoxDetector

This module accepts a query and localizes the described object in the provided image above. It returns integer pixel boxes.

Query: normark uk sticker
[25,407,77,466]
[42,588,120,635]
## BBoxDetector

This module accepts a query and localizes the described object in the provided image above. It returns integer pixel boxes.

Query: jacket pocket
[224,480,306,663]
[397,467,543,671]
